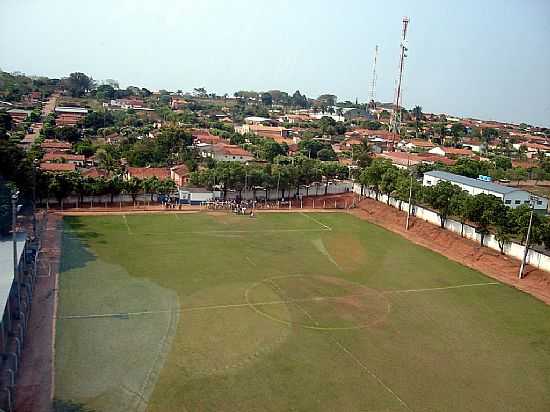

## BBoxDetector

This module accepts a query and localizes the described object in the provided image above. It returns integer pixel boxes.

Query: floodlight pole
[12,190,21,310]
[518,196,536,279]
[32,159,38,238]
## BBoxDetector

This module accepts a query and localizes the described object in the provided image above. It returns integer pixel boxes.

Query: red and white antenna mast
[390,16,410,150]
[369,45,379,108]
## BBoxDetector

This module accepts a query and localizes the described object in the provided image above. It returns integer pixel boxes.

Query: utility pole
[518,196,537,279]
[389,16,410,151]
[369,45,379,108]
[405,158,414,230]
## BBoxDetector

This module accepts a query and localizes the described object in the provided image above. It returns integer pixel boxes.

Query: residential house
[170,164,191,187]
[235,124,291,139]
[41,140,72,152]
[200,143,254,162]
[125,167,171,180]
[402,139,436,151]
[427,146,473,158]
[7,109,32,125]
[42,152,86,167]
[40,162,76,172]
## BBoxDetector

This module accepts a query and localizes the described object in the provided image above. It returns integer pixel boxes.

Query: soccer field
[54,211,550,412]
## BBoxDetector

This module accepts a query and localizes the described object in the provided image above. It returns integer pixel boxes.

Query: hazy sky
[1,0,549,126]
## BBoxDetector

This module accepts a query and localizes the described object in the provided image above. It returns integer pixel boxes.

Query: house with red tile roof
[428,146,474,157]
[198,143,254,162]
[125,167,171,180]
[40,162,76,172]
[170,164,191,187]
[42,152,86,166]
[41,140,72,152]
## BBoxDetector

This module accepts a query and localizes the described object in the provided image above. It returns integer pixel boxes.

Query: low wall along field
[353,184,550,273]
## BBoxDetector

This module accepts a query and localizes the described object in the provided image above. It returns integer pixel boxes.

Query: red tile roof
[40,162,76,172]
[41,140,72,151]
[43,152,85,162]
[127,167,170,179]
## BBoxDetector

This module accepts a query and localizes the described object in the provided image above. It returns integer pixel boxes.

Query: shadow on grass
[60,218,99,272]
[53,399,96,412]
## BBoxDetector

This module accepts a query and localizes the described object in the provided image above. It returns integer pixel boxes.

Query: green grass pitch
[54,212,550,412]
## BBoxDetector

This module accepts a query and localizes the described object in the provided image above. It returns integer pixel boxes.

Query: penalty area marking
[300,212,332,231]
[384,282,499,295]
[122,215,133,234]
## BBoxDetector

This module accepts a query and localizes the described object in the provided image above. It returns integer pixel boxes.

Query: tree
[124,178,143,203]
[359,158,392,200]
[63,72,95,97]
[492,203,515,254]
[95,84,116,100]
[450,191,471,237]
[0,179,12,236]
[412,106,423,134]
[0,110,12,139]
[424,181,462,228]
[260,92,273,106]
[291,90,308,108]
[317,94,337,106]
[493,155,512,171]
[352,140,372,168]
[47,172,75,208]
[450,123,466,138]
[465,193,502,246]
[142,177,160,201]
[317,148,337,161]
[380,167,399,204]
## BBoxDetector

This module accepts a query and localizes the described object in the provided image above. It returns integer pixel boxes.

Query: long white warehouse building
[423,170,548,210]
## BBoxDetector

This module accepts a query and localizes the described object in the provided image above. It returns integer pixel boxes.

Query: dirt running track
[15,215,62,412]
[353,197,550,305]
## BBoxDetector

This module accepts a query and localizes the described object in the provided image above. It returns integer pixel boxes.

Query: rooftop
[55,106,89,114]
[424,170,521,195]
[40,162,76,172]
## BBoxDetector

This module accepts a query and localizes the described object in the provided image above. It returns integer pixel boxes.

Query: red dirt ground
[15,214,62,412]
[352,197,550,305]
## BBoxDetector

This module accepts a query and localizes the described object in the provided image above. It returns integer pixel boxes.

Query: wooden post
[313,199,315,209]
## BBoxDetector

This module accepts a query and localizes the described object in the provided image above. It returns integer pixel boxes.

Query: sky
[1,0,549,126]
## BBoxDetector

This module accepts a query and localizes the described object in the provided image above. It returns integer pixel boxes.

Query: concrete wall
[220,181,353,201]
[352,183,550,273]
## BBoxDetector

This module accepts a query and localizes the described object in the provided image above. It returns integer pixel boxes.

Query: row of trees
[359,159,550,253]
[189,158,349,200]
[38,172,176,206]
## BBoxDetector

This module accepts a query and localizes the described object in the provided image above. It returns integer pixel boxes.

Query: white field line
[174,213,181,221]
[58,282,501,320]
[245,256,257,267]
[384,282,499,295]
[122,215,133,234]
[131,296,180,412]
[300,212,332,231]
[267,277,412,411]
[333,340,413,412]
[57,293,373,320]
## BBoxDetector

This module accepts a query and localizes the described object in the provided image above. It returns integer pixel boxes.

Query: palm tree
[143,177,160,201]
[124,177,143,204]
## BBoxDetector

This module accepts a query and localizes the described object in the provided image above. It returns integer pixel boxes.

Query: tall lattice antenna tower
[389,16,410,149]
[369,45,379,108]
